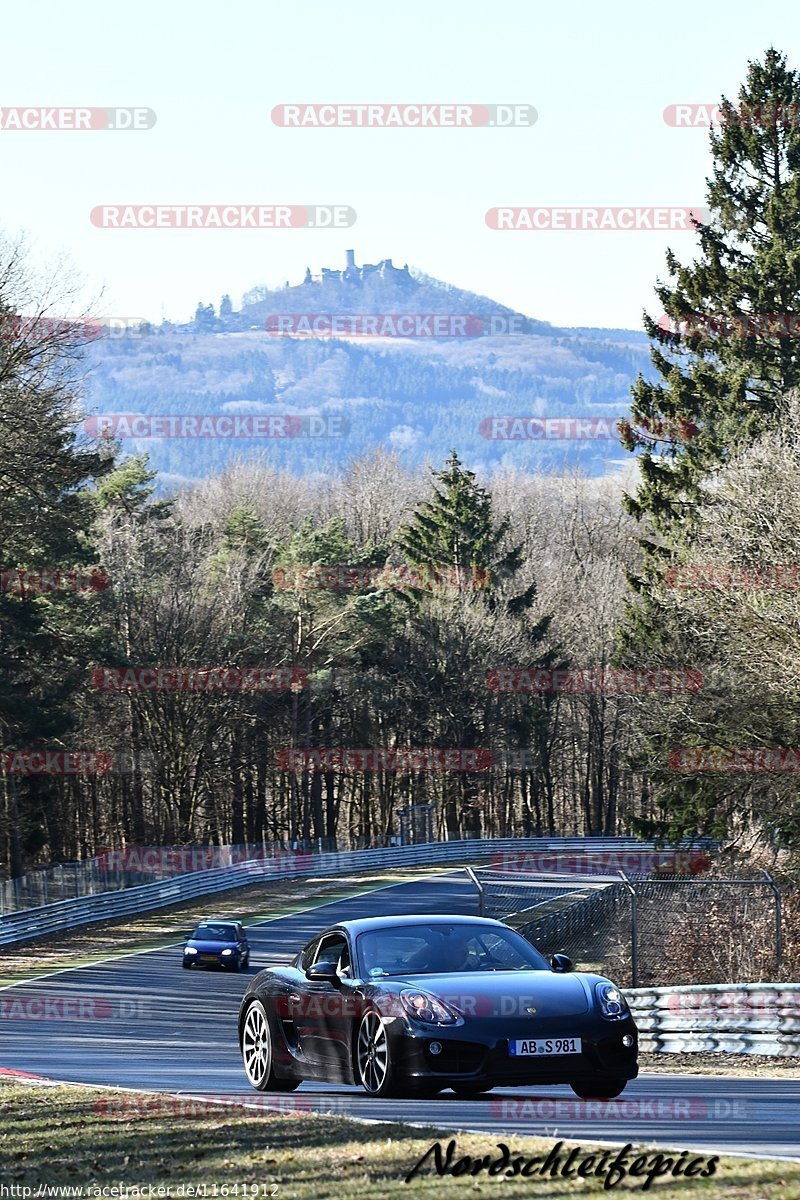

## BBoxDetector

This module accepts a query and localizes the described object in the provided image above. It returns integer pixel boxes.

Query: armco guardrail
[0,837,710,947]
[0,843,291,913]
[625,983,800,1055]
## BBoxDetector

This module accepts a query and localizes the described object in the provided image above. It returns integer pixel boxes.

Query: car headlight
[400,990,460,1025]
[221,949,233,956]
[184,947,197,955]
[595,981,629,1020]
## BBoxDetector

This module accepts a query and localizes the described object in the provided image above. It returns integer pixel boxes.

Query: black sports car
[237,914,638,1098]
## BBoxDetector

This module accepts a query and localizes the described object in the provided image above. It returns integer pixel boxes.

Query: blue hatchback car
[182,919,250,971]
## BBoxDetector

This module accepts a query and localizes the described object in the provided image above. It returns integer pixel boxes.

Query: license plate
[200,955,217,962]
[510,1037,582,1056]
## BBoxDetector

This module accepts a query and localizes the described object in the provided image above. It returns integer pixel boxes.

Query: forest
[4,49,800,876]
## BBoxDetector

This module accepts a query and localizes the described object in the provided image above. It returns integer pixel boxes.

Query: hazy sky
[3,2,798,328]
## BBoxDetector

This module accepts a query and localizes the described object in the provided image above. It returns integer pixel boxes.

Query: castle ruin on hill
[302,249,413,286]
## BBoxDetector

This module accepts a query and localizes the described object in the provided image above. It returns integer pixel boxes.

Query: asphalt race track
[1,871,798,1160]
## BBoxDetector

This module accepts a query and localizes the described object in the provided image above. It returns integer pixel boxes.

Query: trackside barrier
[511,871,778,988]
[511,877,629,947]
[0,837,709,947]
[624,983,800,1055]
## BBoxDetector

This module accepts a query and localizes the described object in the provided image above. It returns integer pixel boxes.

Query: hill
[81,251,655,484]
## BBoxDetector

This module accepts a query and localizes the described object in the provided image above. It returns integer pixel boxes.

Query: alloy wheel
[357,1011,389,1094]
[242,1001,271,1088]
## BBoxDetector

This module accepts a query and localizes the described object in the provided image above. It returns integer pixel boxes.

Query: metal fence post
[761,870,783,969]
[618,871,638,988]
[465,866,485,917]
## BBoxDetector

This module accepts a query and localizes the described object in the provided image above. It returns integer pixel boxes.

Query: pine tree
[396,449,537,613]
[395,452,560,836]
[0,269,112,872]
[621,49,800,551]
[618,48,800,838]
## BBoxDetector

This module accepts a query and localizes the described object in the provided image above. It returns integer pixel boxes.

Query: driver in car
[407,929,476,973]
[439,931,477,972]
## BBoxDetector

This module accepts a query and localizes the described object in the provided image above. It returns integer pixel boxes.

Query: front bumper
[390,1016,639,1085]
[185,950,239,967]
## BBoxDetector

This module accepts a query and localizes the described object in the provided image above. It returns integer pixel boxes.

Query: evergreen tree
[621,49,800,551]
[397,449,537,613]
[0,268,112,872]
[395,452,560,835]
[618,48,800,837]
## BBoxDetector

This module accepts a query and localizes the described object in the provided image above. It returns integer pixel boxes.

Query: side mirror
[550,953,574,973]
[306,961,339,983]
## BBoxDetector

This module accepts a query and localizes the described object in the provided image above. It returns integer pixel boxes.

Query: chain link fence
[489,871,783,987]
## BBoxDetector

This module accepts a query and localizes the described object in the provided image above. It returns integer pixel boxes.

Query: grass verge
[2,1081,800,1198]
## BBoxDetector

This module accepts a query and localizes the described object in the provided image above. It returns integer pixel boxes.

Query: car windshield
[357,923,550,976]
[192,924,237,941]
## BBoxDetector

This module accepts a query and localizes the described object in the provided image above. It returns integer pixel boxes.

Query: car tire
[241,998,302,1092]
[228,957,241,972]
[182,960,192,969]
[451,1083,493,1097]
[356,1009,402,1097]
[570,1079,627,1100]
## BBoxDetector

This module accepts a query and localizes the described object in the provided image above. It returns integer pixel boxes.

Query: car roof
[319,914,508,937]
